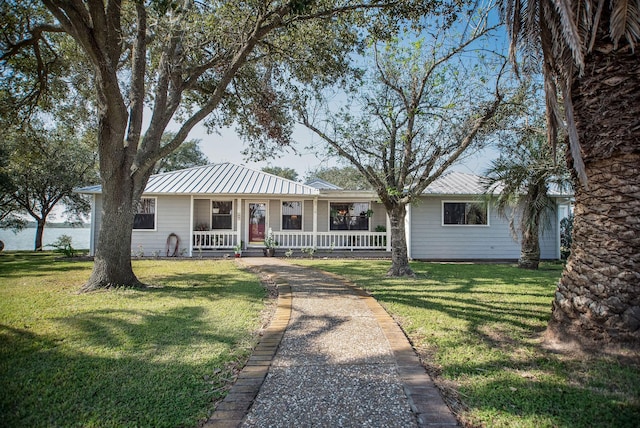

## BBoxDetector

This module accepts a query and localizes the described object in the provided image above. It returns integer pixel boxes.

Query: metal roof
[77,165,572,198]
[423,171,487,195]
[305,178,343,190]
[78,163,320,196]
[423,170,572,197]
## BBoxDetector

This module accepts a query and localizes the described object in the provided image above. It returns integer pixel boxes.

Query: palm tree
[500,1,639,344]
[484,127,571,270]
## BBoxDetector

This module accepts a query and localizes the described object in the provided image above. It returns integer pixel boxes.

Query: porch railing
[191,231,388,251]
[271,231,387,250]
[192,231,238,249]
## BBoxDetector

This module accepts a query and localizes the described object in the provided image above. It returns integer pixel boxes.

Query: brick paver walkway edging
[204,258,458,428]
[318,268,458,427]
[203,262,292,428]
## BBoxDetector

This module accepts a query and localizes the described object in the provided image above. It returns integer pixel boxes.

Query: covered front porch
[190,196,392,255]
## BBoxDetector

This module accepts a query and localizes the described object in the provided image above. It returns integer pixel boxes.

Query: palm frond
[561,81,588,185]
[500,0,640,189]
[551,0,585,69]
[610,0,640,49]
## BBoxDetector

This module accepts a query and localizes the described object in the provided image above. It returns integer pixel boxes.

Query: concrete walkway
[204,258,458,428]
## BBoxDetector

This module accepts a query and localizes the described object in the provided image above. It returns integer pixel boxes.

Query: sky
[188,122,500,182]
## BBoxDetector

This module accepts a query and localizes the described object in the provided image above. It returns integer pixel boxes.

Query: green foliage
[0,255,266,427]
[483,114,572,268]
[0,146,26,231]
[293,260,640,428]
[560,213,574,259]
[300,8,518,276]
[152,133,209,174]
[303,8,517,205]
[0,121,97,248]
[300,247,316,258]
[264,228,278,249]
[305,165,371,190]
[262,166,299,181]
[47,234,77,257]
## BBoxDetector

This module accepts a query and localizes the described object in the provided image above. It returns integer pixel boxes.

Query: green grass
[293,260,640,428]
[0,253,267,427]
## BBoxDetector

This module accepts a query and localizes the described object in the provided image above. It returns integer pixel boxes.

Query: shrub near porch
[293,260,640,428]
[0,254,267,427]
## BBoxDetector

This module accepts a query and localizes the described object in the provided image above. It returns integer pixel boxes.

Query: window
[212,201,232,229]
[330,202,370,231]
[133,198,156,230]
[443,202,488,225]
[282,201,302,230]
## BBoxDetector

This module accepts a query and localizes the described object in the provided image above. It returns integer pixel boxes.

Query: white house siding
[317,200,330,233]
[410,196,560,260]
[303,200,314,231]
[131,195,191,256]
[267,199,282,230]
[193,199,210,229]
[539,211,560,259]
[90,195,103,256]
[370,201,387,231]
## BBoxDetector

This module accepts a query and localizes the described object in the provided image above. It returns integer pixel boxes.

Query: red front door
[249,202,266,243]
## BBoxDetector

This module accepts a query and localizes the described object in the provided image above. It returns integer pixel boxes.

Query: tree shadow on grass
[0,252,92,278]
[310,261,640,427]
[0,300,255,427]
[446,354,640,427]
[123,271,268,303]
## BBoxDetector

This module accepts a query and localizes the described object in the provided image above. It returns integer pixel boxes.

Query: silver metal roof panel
[77,163,320,196]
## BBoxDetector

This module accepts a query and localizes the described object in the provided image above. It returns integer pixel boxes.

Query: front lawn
[293,260,640,428]
[0,253,267,427]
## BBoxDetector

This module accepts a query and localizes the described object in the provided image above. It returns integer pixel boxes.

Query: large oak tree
[0,123,97,250]
[2,0,421,290]
[301,10,518,276]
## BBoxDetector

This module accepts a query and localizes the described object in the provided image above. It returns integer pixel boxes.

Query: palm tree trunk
[518,224,540,269]
[548,30,640,344]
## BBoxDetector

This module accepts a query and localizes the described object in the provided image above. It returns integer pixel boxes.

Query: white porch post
[236,198,242,248]
[89,195,96,256]
[405,204,412,259]
[189,195,194,257]
[385,210,392,252]
[313,197,318,248]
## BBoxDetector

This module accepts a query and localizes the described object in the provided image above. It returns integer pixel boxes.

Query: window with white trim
[330,202,370,231]
[282,201,302,230]
[443,202,488,225]
[133,198,156,230]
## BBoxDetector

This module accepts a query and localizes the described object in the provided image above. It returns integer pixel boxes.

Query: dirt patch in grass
[542,322,640,365]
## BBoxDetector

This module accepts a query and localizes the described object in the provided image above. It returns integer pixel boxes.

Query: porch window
[330,202,370,231]
[133,198,156,230]
[282,201,302,230]
[443,202,488,225]
[212,201,232,229]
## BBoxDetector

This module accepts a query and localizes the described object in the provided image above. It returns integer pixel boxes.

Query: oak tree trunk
[387,204,414,277]
[549,24,640,344]
[34,219,45,251]
[82,170,143,291]
[81,97,144,291]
